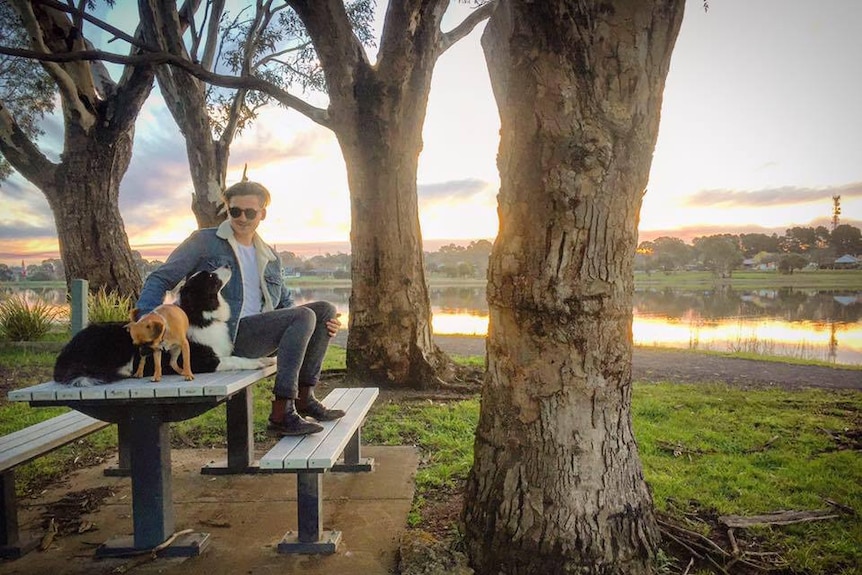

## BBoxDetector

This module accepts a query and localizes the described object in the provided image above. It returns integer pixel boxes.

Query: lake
[4,284,861,366]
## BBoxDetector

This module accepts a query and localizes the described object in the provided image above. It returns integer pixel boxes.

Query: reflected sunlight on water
[633,316,862,364]
[432,311,488,336]
[4,285,861,365]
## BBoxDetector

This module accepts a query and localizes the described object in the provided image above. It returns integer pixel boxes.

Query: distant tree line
[2,251,164,283]
[278,240,494,280]
[5,226,859,284]
[636,224,862,277]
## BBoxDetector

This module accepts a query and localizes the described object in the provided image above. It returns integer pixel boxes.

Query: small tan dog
[126,304,194,382]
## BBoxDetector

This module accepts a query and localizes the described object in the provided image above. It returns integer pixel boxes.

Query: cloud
[1,177,37,202]
[684,182,862,208]
[418,178,492,202]
[0,222,55,240]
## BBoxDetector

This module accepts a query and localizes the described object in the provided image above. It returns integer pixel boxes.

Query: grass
[365,383,861,574]
[1,343,859,574]
[634,269,862,289]
[0,295,60,341]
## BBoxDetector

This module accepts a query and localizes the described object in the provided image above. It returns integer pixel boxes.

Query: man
[136,177,344,436]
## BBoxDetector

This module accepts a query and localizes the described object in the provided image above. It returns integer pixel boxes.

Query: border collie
[53,267,275,386]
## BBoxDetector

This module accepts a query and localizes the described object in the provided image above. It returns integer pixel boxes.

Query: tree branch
[438,1,497,56]
[33,0,145,49]
[10,0,97,130]
[0,45,331,128]
[0,99,56,188]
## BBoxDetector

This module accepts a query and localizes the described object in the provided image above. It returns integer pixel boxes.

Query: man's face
[227,194,266,239]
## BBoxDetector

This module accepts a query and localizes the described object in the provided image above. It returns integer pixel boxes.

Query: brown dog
[126,304,194,382]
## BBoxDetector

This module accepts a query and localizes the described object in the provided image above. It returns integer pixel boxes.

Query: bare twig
[822,497,856,516]
[110,529,195,573]
[655,440,713,457]
[727,528,740,557]
[658,517,730,557]
[745,434,780,453]
[719,509,841,528]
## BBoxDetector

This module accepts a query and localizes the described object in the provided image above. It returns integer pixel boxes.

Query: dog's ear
[124,322,133,331]
[150,321,166,341]
[168,278,187,304]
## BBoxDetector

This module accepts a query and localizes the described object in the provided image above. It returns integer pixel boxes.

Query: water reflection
[3,285,860,365]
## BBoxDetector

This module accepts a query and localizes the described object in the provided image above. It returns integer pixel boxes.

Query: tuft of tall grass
[86,287,135,323]
[0,295,60,341]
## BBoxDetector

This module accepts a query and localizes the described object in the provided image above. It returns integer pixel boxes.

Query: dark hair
[223,180,271,208]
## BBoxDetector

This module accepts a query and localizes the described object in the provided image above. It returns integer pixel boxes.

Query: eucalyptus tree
[0,1,154,294]
[137,0,374,227]
[694,234,744,277]
[285,0,495,387]
[462,1,684,573]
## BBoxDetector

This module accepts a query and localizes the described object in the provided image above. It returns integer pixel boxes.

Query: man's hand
[326,313,342,337]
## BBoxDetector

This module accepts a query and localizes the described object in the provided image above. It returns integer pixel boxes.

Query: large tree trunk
[291,0,462,387]
[46,130,141,295]
[462,2,684,573]
[337,107,450,388]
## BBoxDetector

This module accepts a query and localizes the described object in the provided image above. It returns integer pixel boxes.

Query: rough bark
[290,0,492,387]
[462,1,684,573]
[0,1,153,295]
[138,0,232,229]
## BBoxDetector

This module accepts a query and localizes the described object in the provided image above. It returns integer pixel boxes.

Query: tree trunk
[291,0,462,387]
[46,130,142,295]
[337,114,450,388]
[462,2,684,573]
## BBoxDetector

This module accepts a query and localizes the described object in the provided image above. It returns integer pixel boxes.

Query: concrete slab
[0,445,418,575]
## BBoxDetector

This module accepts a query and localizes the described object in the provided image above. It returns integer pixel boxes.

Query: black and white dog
[53,267,275,386]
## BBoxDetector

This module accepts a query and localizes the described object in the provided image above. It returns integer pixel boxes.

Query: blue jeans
[232,301,337,399]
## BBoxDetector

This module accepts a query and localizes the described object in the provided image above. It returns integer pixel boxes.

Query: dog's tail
[64,376,110,387]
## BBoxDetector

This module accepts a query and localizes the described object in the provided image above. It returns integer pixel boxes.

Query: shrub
[87,287,135,323]
[0,295,59,341]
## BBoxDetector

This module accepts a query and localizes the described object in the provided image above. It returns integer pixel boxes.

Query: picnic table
[7,367,275,557]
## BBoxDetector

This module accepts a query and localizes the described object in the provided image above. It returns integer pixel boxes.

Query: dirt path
[332,333,861,391]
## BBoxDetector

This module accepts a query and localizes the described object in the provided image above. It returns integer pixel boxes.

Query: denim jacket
[136,220,293,342]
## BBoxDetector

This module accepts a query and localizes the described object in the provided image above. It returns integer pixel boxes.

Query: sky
[1,0,861,265]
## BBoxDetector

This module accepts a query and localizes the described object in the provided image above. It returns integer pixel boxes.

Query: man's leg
[233,307,322,435]
[294,301,345,421]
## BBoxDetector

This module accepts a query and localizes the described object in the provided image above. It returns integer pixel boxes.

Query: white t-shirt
[237,243,262,318]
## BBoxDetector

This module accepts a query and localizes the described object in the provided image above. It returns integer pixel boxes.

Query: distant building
[834,254,859,269]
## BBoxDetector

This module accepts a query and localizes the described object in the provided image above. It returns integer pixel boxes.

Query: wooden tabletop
[7,365,276,403]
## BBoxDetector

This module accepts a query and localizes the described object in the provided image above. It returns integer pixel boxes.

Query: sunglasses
[228,206,260,220]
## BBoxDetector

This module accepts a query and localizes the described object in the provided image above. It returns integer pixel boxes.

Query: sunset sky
[1,0,861,265]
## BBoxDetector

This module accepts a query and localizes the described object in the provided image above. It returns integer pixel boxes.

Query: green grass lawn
[634,269,862,289]
[1,344,859,574]
[364,384,861,575]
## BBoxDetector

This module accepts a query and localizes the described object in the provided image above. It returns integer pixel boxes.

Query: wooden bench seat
[259,387,378,554]
[1,411,111,558]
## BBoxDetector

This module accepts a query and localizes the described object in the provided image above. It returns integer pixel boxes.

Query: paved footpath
[333,333,861,391]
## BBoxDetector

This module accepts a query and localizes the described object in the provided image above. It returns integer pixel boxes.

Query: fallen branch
[719,509,840,528]
[111,529,194,573]
[727,528,739,557]
[822,497,856,516]
[655,440,713,457]
[744,434,779,453]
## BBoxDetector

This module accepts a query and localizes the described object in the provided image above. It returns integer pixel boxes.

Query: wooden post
[70,279,88,335]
